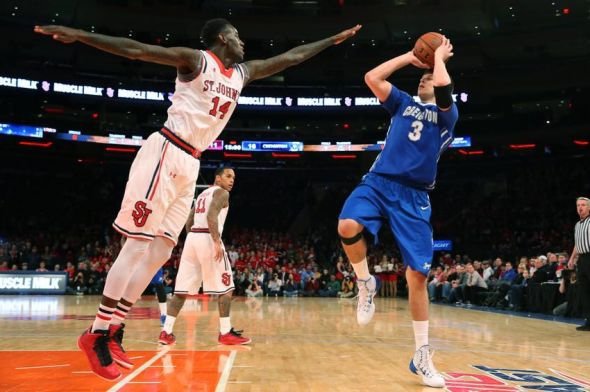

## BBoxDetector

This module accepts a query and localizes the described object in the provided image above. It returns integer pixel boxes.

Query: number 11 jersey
[191,185,229,235]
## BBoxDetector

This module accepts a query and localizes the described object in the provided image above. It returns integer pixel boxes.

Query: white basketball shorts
[174,232,234,295]
[113,131,200,245]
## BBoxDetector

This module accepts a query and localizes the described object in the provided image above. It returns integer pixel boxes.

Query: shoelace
[94,333,114,366]
[416,348,437,378]
[358,283,373,312]
[229,328,243,336]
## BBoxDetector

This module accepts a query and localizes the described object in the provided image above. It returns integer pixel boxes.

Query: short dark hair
[214,166,233,177]
[200,18,232,48]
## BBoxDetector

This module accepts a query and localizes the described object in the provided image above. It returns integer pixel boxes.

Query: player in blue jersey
[338,37,457,388]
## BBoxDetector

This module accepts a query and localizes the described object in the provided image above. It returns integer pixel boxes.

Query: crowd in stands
[424,252,583,318]
[1,224,582,320]
[1,152,588,321]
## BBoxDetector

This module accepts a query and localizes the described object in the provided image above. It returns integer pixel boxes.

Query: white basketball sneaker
[409,345,446,388]
[356,275,379,325]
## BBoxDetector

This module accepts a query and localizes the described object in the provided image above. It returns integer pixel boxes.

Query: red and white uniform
[113,51,247,244]
[175,186,233,295]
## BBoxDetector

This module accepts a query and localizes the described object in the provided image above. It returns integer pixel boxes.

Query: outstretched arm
[34,25,200,74]
[243,24,361,84]
[364,52,428,102]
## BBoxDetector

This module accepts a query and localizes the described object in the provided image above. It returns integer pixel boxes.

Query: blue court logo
[445,365,590,391]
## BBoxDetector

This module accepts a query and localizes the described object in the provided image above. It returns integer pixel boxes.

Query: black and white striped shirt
[575,216,590,254]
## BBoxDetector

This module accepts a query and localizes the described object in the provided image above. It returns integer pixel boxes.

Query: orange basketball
[413,32,444,68]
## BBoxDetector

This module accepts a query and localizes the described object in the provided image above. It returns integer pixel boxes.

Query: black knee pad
[340,231,364,246]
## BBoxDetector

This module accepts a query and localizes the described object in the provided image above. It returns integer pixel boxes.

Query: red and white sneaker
[218,328,251,345]
[77,328,122,381]
[158,330,176,345]
[108,323,133,369]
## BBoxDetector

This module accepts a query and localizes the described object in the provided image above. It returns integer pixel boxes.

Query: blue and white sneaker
[356,275,379,325]
[160,314,166,327]
[409,345,445,388]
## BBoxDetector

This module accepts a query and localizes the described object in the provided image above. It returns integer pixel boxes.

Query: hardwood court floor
[0,294,589,391]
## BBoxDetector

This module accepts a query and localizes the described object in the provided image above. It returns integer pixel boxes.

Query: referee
[568,196,590,331]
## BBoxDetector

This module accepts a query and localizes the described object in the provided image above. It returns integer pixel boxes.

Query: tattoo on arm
[207,189,229,242]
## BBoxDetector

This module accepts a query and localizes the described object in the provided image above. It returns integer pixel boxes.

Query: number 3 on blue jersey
[408,120,423,142]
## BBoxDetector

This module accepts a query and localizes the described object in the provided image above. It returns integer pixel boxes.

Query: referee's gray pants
[578,253,590,320]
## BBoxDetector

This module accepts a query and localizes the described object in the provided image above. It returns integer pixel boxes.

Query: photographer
[268,273,282,297]
[245,280,263,298]
[283,273,299,297]
[338,276,355,298]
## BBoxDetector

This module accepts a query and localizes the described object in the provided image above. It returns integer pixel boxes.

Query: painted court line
[16,364,70,370]
[107,346,171,392]
[549,368,590,387]
[215,351,237,392]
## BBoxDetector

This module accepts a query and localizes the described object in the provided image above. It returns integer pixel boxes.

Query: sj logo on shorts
[132,201,153,227]
[221,272,231,287]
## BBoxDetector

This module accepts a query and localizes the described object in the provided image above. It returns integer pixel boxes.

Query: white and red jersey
[191,185,229,235]
[164,50,247,152]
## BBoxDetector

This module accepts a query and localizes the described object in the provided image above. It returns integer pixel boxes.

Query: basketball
[413,32,444,68]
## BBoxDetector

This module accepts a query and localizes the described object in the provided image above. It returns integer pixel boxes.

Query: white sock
[163,315,176,334]
[413,320,429,350]
[91,305,115,333]
[159,302,167,316]
[219,317,231,334]
[352,258,370,281]
[111,302,132,326]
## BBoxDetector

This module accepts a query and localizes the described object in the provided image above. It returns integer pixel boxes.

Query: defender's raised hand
[332,24,362,45]
[34,25,80,44]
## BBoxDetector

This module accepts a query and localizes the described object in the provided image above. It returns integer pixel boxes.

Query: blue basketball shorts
[150,268,164,285]
[339,172,434,276]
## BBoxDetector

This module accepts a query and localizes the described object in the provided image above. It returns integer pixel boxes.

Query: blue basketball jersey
[369,87,459,190]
